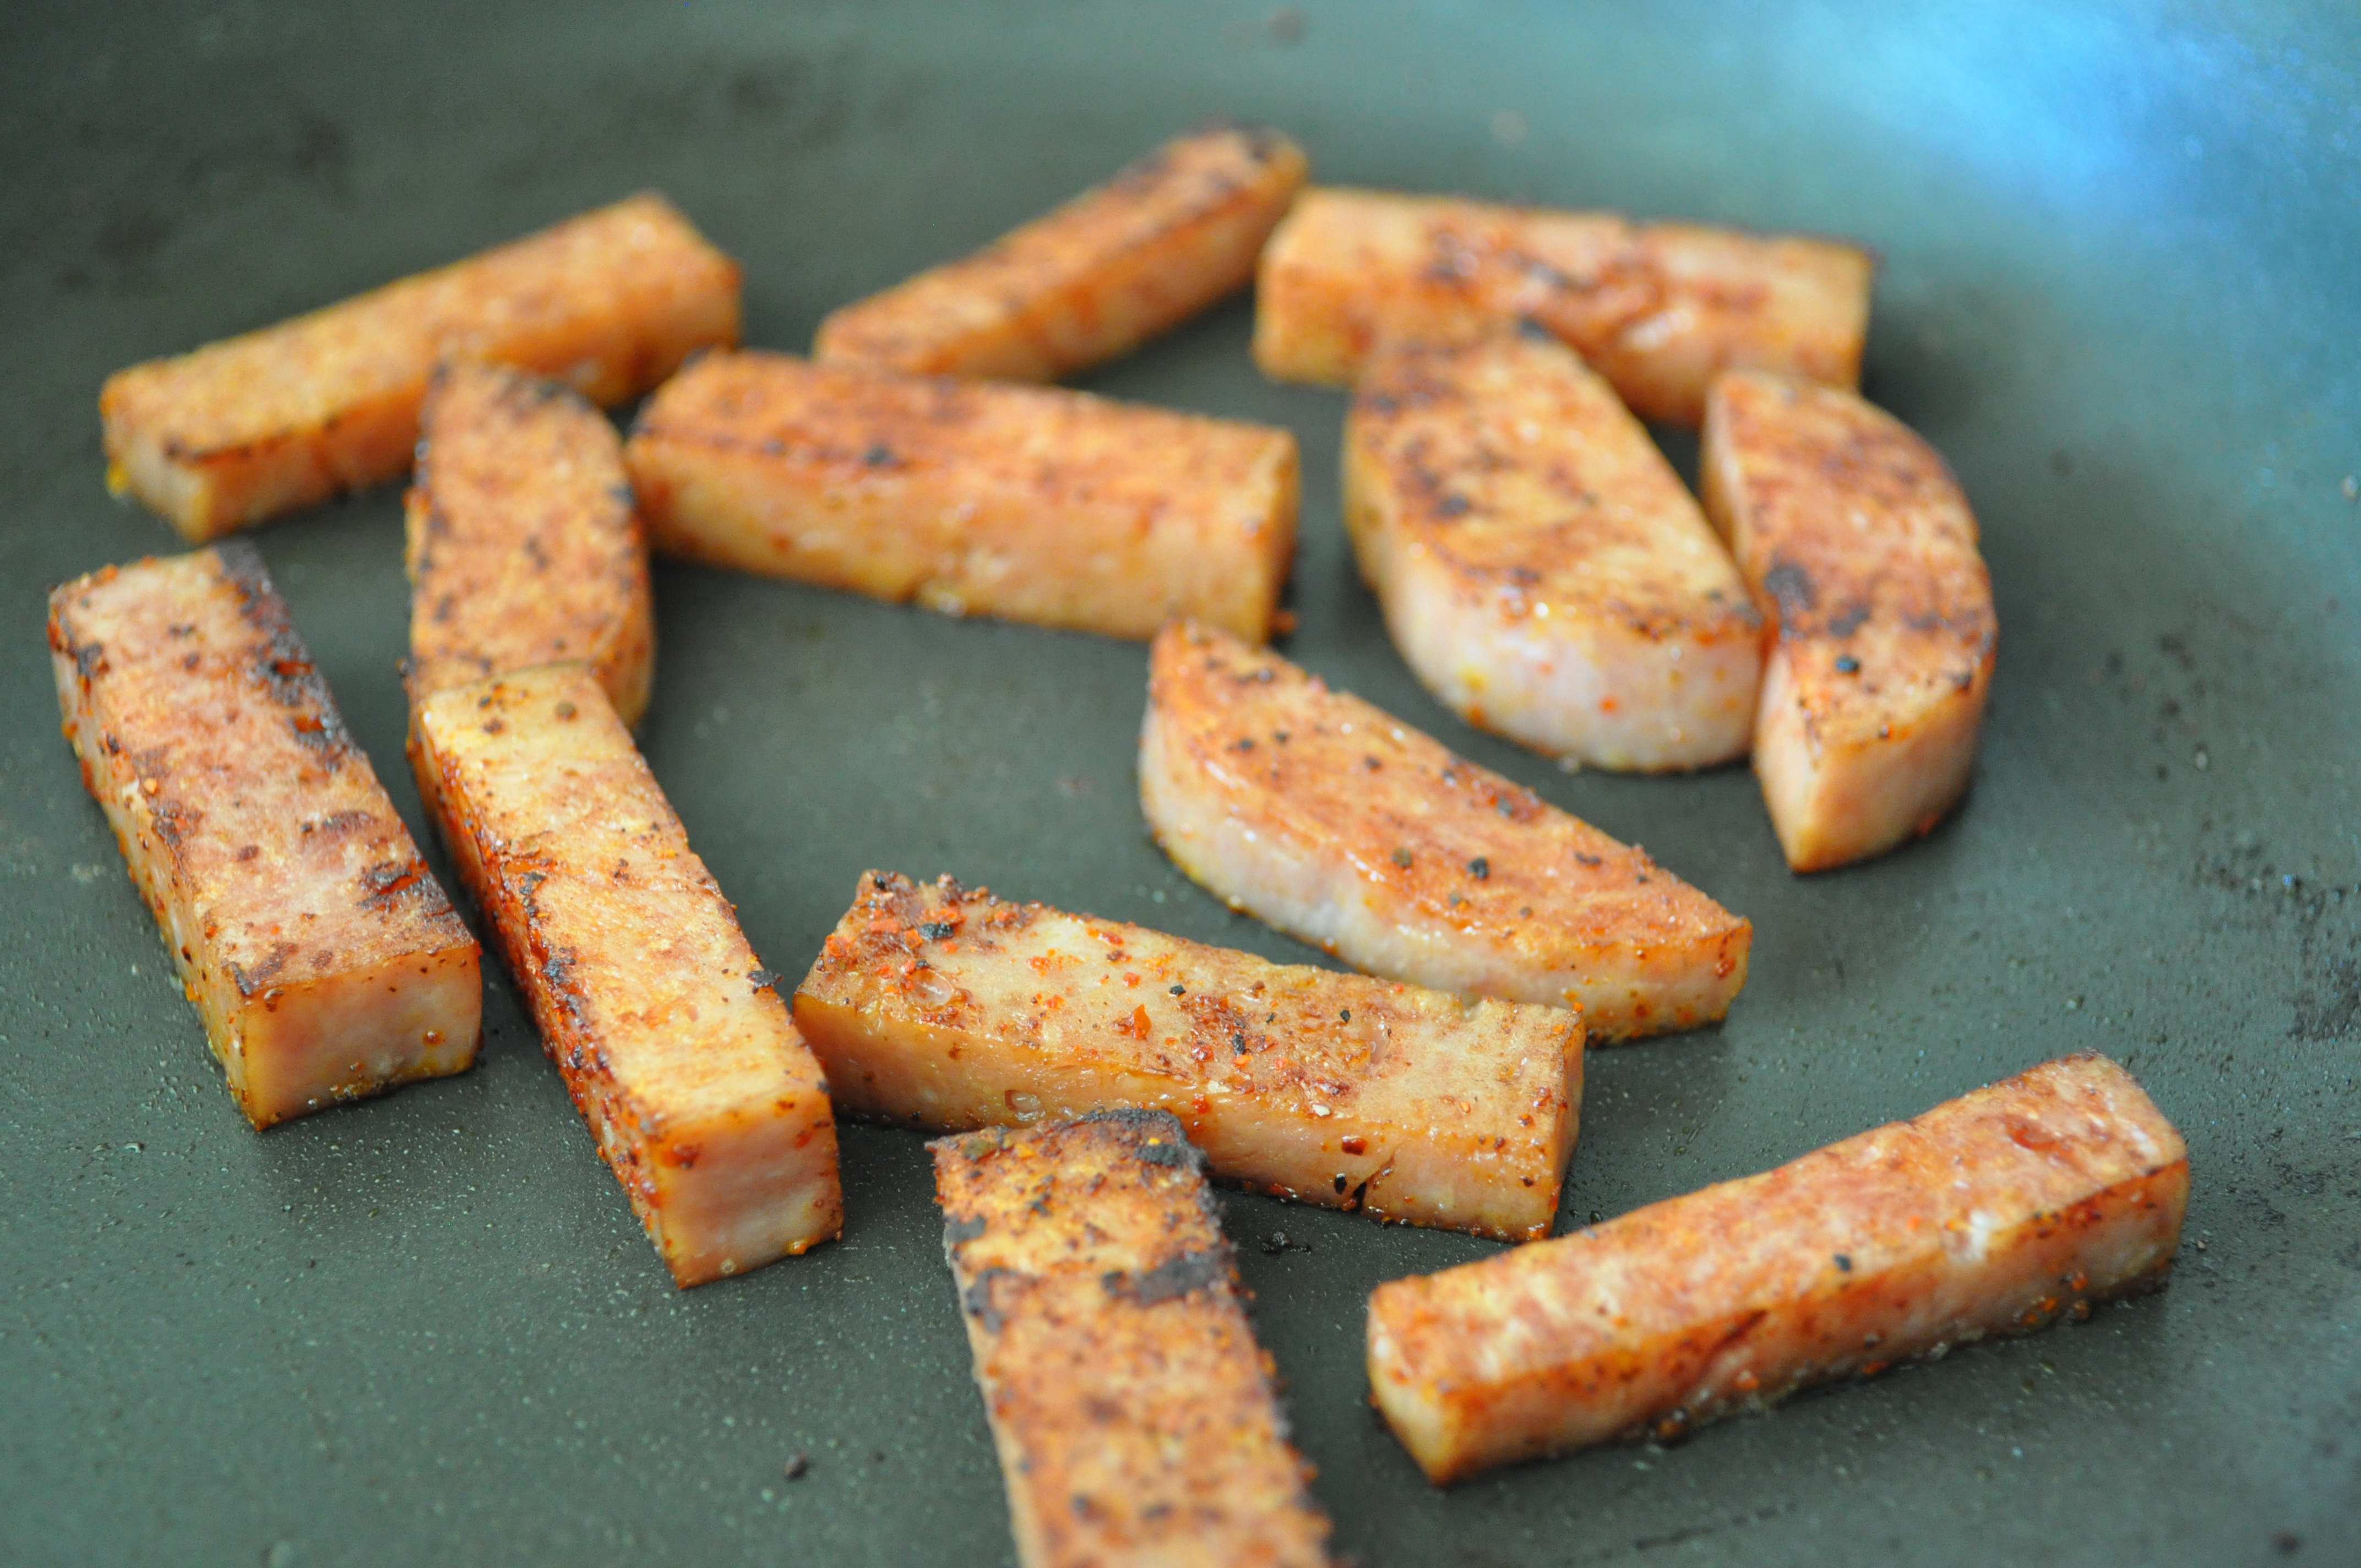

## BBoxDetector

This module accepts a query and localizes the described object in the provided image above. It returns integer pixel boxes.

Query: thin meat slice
[414,664,840,1285]
[404,361,655,725]
[1253,188,1872,424]
[1367,1053,2187,1483]
[48,545,481,1128]
[1139,623,1749,1040]
[933,1112,1335,1568]
[101,193,740,540]
[625,351,1298,643]
[1343,330,1762,770]
[796,870,1581,1242]
[1701,371,1997,870]
[817,121,1308,383]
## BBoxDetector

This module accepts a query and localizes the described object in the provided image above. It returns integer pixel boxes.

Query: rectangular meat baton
[815,121,1308,383]
[933,1112,1335,1568]
[624,351,1298,643]
[796,870,1580,1242]
[1366,1053,2187,1482]
[1253,188,1872,425]
[48,545,482,1128]
[404,360,656,726]
[414,664,841,1284]
[102,193,741,540]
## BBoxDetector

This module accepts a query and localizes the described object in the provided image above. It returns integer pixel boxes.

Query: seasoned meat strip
[1367,1053,2186,1482]
[797,870,1581,1242]
[49,545,481,1128]
[1140,622,1748,1038]
[933,1111,1334,1567]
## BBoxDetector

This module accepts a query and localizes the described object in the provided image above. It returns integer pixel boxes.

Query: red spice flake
[1119,1004,1152,1040]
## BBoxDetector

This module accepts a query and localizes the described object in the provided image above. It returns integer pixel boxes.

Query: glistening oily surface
[1,2,2355,1566]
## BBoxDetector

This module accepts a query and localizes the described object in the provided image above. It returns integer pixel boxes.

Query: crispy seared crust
[101,193,741,540]
[625,351,1298,643]
[48,546,481,1128]
[797,871,1580,1241]
[932,1113,1335,1567]
[403,361,655,726]
[1701,372,1997,871]
[1342,330,1763,770]
[1140,623,1749,1039]
[1367,1053,2188,1483]
[414,665,840,1286]
[816,121,1308,383]
[1253,188,1872,424]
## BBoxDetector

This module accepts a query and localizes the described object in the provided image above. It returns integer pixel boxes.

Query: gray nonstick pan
[3,2,2353,1562]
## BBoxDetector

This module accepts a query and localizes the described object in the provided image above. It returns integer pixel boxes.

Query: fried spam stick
[815,121,1308,384]
[404,361,655,726]
[1701,371,1997,871]
[1367,1053,2187,1482]
[48,545,481,1128]
[933,1112,1335,1568]
[1342,329,1764,770]
[1139,623,1750,1039]
[102,193,741,540]
[1254,188,1872,424]
[625,351,1298,642]
[796,870,1581,1242]
[414,665,840,1284]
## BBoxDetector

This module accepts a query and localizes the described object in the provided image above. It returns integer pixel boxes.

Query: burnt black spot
[1762,562,1816,618]
[918,921,957,941]
[747,967,781,993]
[943,1213,987,1246]
[1835,654,1862,675]
[228,940,298,998]
[863,443,897,468]
[1101,1246,1226,1306]
[961,1266,1015,1332]
[541,946,595,1031]
[1434,493,1471,518]
[1827,602,1871,639]
[1467,857,1490,880]
[73,640,106,679]
[150,801,198,848]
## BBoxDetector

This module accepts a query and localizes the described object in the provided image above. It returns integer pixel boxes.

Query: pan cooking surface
[4,2,2355,1562]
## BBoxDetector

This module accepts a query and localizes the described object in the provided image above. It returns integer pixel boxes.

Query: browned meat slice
[48,545,481,1128]
[1701,370,1998,870]
[817,121,1308,383]
[101,193,739,539]
[625,351,1297,643]
[796,871,1581,1242]
[933,1111,1334,1567]
[1140,623,1749,1039]
[1253,188,1872,424]
[404,361,655,726]
[1367,1053,2187,1482]
[414,664,840,1286]
[1342,329,1762,770]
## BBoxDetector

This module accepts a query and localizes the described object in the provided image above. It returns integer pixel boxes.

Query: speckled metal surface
[3,2,2355,1564]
